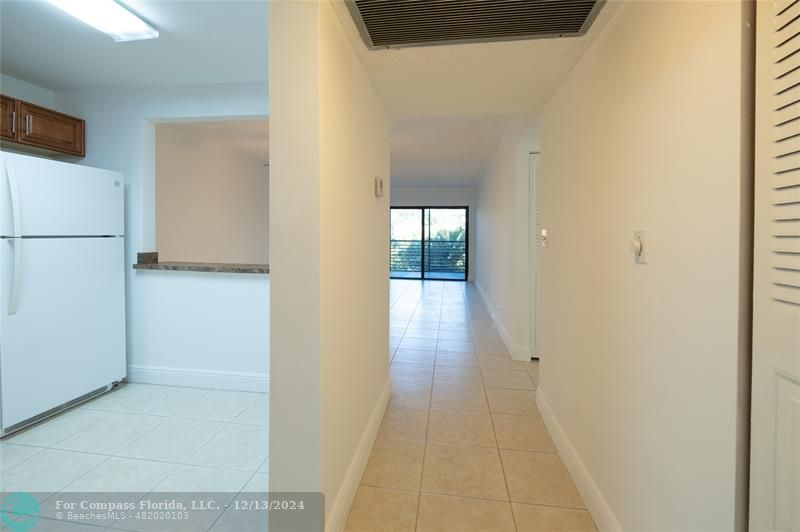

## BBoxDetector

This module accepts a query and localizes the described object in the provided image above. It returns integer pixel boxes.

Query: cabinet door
[17,101,85,156]
[0,96,16,141]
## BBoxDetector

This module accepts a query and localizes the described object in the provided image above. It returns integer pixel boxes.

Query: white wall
[537,1,750,529]
[269,1,390,529]
[391,186,477,281]
[55,83,269,387]
[129,272,269,392]
[156,124,269,264]
[475,119,537,359]
[0,73,56,108]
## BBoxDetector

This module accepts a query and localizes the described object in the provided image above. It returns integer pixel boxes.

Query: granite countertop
[133,253,268,274]
[134,262,269,274]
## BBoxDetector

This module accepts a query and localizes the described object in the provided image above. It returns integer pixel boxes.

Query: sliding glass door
[390,207,468,281]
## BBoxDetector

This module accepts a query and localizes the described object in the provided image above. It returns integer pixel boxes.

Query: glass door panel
[424,208,467,281]
[390,208,423,279]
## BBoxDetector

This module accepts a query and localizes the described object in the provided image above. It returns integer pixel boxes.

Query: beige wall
[320,0,390,521]
[156,124,269,264]
[537,1,750,529]
[269,0,390,528]
[268,0,322,499]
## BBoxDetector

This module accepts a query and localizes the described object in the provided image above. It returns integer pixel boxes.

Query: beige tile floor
[346,280,595,532]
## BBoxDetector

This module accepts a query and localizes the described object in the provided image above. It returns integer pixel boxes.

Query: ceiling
[329,0,618,187]
[0,0,616,187]
[331,0,617,118]
[391,115,516,187]
[158,119,269,164]
[0,0,268,91]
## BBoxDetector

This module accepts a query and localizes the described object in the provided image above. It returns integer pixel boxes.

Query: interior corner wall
[390,186,477,281]
[537,1,748,529]
[269,1,390,528]
[0,73,56,108]
[155,125,269,265]
[475,119,537,359]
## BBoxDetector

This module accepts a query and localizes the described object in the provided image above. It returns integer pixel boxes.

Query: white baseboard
[536,387,621,532]
[325,377,391,532]
[474,281,530,361]
[126,364,269,393]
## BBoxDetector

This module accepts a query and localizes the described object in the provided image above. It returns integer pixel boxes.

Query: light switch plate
[374,176,384,198]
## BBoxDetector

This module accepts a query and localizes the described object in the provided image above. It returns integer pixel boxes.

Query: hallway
[345,280,594,531]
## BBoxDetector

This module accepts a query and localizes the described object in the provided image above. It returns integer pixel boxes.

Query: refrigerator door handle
[5,161,21,237]
[5,162,22,315]
[8,238,21,315]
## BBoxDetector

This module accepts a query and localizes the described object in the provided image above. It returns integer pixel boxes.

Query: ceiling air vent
[346,0,605,50]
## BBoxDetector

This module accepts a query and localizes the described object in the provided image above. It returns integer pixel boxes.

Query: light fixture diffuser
[49,0,159,42]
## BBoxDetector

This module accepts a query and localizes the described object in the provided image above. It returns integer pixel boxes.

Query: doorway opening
[390,206,469,281]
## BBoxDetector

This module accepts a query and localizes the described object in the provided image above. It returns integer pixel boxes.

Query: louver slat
[773,221,800,237]
[777,0,800,33]
[773,286,800,306]
[773,253,800,270]
[773,150,800,173]
[347,0,605,49]
[772,131,800,158]
[774,238,800,254]
[773,185,800,204]
[774,203,800,220]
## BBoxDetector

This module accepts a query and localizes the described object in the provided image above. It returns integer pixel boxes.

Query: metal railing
[390,240,466,274]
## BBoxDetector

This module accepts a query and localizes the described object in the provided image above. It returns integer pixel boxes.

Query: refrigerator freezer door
[0,151,124,237]
[0,237,126,430]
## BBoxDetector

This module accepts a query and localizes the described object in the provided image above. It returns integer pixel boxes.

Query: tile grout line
[475,321,519,531]
[202,469,264,532]
[414,488,591,512]
[2,443,267,472]
[413,293,437,531]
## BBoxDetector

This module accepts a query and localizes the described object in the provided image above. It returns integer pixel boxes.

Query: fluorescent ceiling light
[49,0,159,42]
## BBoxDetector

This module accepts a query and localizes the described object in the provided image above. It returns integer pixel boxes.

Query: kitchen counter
[134,262,269,274]
[133,253,268,274]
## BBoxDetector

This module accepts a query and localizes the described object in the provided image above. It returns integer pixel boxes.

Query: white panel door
[528,152,541,359]
[0,151,124,237]
[751,2,800,529]
[0,237,126,430]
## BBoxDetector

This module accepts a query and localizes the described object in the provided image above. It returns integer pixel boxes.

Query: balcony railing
[390,239,466,275]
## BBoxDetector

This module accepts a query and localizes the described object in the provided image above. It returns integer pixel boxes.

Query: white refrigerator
[0,151,126,436]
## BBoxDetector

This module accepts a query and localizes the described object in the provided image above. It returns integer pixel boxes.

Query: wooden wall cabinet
[0,96,16,141]
[0,95,85,157]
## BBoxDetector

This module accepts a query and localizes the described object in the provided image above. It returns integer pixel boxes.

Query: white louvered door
[751,1,800,529]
